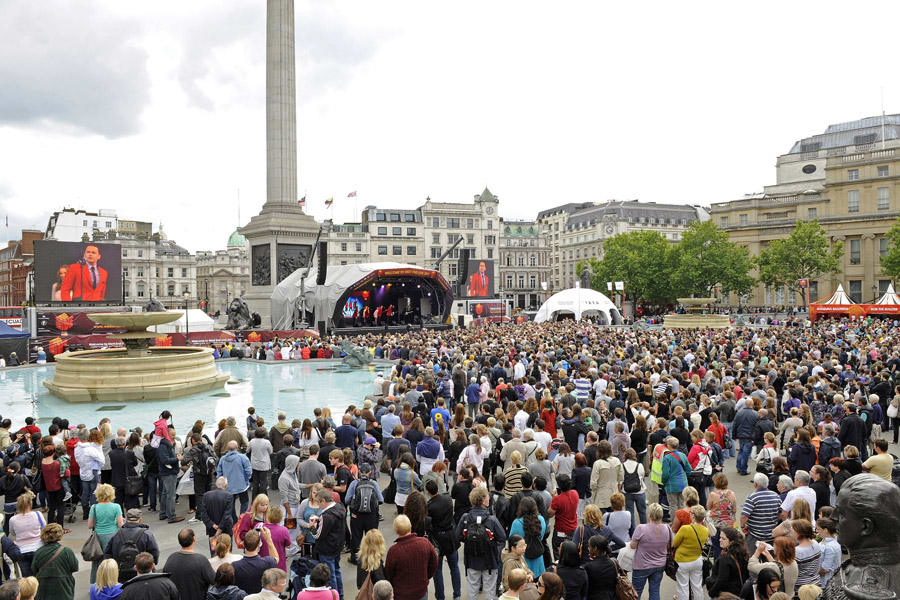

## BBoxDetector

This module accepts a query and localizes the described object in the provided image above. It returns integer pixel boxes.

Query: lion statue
[226,298,253,330]
[143,299,167,313]
[340,342,372,369]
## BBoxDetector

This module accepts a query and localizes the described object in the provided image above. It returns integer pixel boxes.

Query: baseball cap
[365,436,377,445]
[126,508,142,521]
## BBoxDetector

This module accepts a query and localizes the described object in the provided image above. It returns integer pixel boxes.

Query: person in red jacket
[384,514,437,600]
[301,345,311,360]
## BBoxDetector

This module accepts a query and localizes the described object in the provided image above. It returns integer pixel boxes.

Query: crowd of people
[0,317,898,600]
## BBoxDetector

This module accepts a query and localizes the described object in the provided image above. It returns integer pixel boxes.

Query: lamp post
[872,284,878,302]
[183,291,190,341]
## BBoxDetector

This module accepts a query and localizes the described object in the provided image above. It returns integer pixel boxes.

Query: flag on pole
[324,197,334,207]
[298,195,306,208]
[347,191,357,198]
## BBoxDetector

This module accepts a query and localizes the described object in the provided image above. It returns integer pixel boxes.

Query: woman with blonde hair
[9,491,44,577]
[88,483,123,583]
[672,505,709,600]
[209,533,241,570]
[236,493,271,545]
[502,450,528,498]
[356,528,387,588]
[89,558,122,599]
[771,498,812,540]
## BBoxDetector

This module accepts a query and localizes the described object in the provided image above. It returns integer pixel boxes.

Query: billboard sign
[464,259,495,298]
[34,241,122,304]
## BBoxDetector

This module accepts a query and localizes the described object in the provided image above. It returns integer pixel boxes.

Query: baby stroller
[62,491,78,523]
[288,555,317,600]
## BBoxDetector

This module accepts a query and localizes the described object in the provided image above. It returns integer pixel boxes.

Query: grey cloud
[0,3,150,138]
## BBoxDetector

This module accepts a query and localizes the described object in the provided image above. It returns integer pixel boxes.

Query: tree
[881,217,900,285]
[671,220,755,298]
[756,219,843,305]
[576,230,678,305]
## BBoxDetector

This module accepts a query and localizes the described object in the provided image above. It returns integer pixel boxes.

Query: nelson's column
[240,0,319,327]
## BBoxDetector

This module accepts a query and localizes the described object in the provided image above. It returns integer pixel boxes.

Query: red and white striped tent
[809,284,859,321]
[868,283,900,316]
[814,284,855,305]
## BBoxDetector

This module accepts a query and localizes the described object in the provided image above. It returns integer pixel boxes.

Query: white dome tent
[534,287,623,324]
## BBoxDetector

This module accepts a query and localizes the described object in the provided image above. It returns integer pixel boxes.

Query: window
[122,250,128,257]
[181,268,187,278]
[878,187,890,210]
[124,287,129,298]
[392,227,402,236]
[82,220,88,226]
[340,261,347,265]
[432,234,440,244]
[392,246,402,255]
[530,255,537,267]
[137,284,145,298]
[432,217,440,227]
[377,226,387,235]
[849,280,862,303]
[467,234,474,244]
[123,267,129,277]
[404,213,415,222]
[407,246,416,255]
[879,165,889,177]
[850,239,861,264]
[377,245,387,256]
[105,221,112,228]
[506,256,512,266]
[506,275,513,289]
[530,275,537,289]
[448,218,460,228]
[449,263,457,277]
[466,218,474,229]
[355,243,362,252]
[485,235,496,245]
[848,169,859,181]
[848,190,859,213]
[167,284,175,296]
[390,213,400,222]
[487,220,493,230]
[808,207,817,219]
[487,248,493,259]
[137,268,143,277]
[407,227,416,236]
[739,214,748,225]
[518,275,525,288]
[720,216,728,227]
[167,267,174,277]
[340,242,347,252]
[137,250,143,257]
[376,213,386,221]
[881,237,890,259]
[431,248,441,258]
[518,256,525,266]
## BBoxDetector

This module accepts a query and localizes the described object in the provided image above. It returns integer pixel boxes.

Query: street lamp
[183,291,190,341]
[872,284,878,302]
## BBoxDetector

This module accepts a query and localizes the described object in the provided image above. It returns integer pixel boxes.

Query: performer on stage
[385,304,394,325]
[374,305,383,325]
[363,304,371,325]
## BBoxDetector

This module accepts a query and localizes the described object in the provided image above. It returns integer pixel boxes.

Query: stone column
[863,233,875,301]
[264,0,297,211]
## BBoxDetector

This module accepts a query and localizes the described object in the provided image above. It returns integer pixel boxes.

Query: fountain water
[43,312,229,402]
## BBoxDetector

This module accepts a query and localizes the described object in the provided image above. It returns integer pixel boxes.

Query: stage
[332,322,452,336]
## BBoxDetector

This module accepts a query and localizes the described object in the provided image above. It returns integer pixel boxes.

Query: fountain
[43,312,229,402]
[663,297,731,329]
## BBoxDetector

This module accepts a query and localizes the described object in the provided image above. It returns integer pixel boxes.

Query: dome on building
[227,229,248,248]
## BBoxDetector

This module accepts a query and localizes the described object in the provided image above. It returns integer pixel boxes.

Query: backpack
[622,462,641,494]
[463,515,494,564]
[722,430,733,450]
[197,445,216,476]
[350,479,379,515]
[116,528,143,575]
[233,512,251,550]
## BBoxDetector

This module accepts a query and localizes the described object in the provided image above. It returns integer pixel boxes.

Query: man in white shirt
[373,372,385,396]
[780,470,817,520]
[514,406,529,435]
[532,420,552,452]
[513,358,526,381]
[593,377,608,398]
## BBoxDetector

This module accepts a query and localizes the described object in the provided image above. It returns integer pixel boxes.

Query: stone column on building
[862,233,876,301]
[831,235,847,297]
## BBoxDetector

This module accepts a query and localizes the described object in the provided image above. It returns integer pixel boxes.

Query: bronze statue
[225,298,254,330]
[143,298,167,313]
[823,473,900,600]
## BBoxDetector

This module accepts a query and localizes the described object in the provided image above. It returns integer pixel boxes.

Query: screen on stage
[464,259,495,298]
[342,296,364,318]
[34,240,122,303]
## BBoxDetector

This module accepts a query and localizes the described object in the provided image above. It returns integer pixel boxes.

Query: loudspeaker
[316,241,327,285]
[317,320,327,337]
[457,248,470,286]
[457,314,465,328]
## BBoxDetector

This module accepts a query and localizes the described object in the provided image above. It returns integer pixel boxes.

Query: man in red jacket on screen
[60,244,108,301]
[468,261,490,297]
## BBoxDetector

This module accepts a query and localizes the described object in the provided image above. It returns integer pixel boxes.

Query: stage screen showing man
[34,241,122,303]
[465,259,494,298]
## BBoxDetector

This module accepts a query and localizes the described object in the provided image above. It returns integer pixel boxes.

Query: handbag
[888,402,898,419]
[355,572,375,600]
[81,519,104,561]
[30,469,44,494]
[664,527,678,580]
[612,558,638,600]
[125,475,143,496]
[617,544,636,572]
[690,525,713,582]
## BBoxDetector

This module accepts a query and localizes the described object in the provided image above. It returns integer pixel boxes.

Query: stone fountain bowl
[88,312,183,329]
[677,298,717,306]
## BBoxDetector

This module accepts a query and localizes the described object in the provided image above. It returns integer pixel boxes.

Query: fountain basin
[43,346,229,403]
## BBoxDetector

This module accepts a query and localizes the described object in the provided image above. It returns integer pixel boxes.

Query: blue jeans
[159,473,176,520]
[319,553,343,600]
[433,548,462,600]
[147,472,159,510]
[81,473,98,511]
[736,439,753,474]
[625,492,647,536]
[632,566,664,600]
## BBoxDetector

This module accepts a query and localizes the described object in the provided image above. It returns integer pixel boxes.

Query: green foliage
[576,230,678,304]
[755,219,843,304]
[881,217,900,284]
[671,220,755,297]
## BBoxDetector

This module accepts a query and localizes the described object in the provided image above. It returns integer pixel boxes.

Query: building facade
[361,207,424,266]
[45,208,118,241]
[711,114,900,306]
[499,220,551,310]
[0,231,43,306]
[196,229,250,315]
[324,222,369,266]
[536,203,593,293]
[421,188,501,286]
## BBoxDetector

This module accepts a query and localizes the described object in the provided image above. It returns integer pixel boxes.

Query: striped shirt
[794,542,822,591]
[574,378,591,401]
[741,488,781,542]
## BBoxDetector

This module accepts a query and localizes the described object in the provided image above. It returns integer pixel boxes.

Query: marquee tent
[809,284,864,321]
[270,262,453,330]
[866,283,900,316]
[149,309,216,333]
[534,287,623,324]
[0,321,29,363]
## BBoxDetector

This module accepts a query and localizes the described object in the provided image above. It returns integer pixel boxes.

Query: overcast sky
[1,1,898,252]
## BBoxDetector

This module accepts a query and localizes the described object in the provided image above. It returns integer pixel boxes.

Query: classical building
[324,221,369,266]
[499,220,551,310]
[711,114,900,306]
[539,201,707,291]
[112,226,198,309]
[44,208,118,241]
[0,230,42,306]
[196,229,250,315]
[422,188,501,285]
[361,207,424,266]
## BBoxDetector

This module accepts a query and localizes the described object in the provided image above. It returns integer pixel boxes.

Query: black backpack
[116,528,143,575]
[463,515,494,564]
[350,479,379,515]
[524,531,544,560]
[622,462,641,494]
